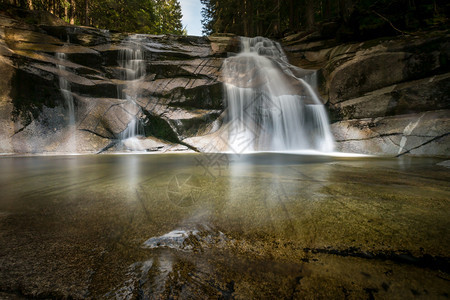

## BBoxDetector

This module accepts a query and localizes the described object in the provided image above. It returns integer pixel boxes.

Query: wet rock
[142,226,227,251]
[0,11,226,154]
[331,110,450,156]
[283,30,450,156]
[121,136,173,152]
[208,33,239,56]
[329,73,450,121]
[436,160,450,168]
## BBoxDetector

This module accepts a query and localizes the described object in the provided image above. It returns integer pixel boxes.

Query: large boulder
[329,73,450,122]
[320,33,450,104]
[283,30,450,157]
[331,110,449,156]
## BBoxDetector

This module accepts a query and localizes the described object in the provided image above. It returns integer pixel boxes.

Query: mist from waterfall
[222,37,334,153]
[56,52,77,153]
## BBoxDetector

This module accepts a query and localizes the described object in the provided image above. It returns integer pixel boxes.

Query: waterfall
[56,52,77,153]
[222,36,334,153]
[117,35,146,150]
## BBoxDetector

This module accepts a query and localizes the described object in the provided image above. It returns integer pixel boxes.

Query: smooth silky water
[221,37,334,153]
[0,153,448,298]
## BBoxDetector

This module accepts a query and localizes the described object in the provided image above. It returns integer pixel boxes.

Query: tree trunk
[256,8,260,35]
[69,0,75,24]
[338,0,345,20]
[84,0,89,26]
[339,0,353,22]
[323,0,331,20]
[64,1,69,22]
[242,0,248,36]
[305,0,314,29]
[274,0,280,36]
[248,0,253,36]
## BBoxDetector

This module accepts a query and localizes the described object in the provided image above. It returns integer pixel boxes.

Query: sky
[179,0,203,36]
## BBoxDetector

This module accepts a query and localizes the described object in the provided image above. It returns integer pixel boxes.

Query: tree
[200,0,214,35]
[1,0,187,35]
[200,0,449,38]
[154,0,184,35]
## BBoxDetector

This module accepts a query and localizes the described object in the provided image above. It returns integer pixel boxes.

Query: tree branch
[372,10,414,35]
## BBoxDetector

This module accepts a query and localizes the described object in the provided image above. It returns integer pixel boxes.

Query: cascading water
[222,36,334,153]
[117,35,146,150]
[56,52,77,153]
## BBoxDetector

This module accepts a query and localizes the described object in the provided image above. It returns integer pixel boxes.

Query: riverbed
[0,153,448,298]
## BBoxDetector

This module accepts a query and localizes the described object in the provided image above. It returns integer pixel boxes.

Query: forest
[201,0,449,40]
[0,0,185,34]
[1,0,449,39]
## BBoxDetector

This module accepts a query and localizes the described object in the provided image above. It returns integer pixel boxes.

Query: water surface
[0,154,448,298]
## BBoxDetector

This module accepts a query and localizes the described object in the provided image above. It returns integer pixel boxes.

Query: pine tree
[154,0,185,35]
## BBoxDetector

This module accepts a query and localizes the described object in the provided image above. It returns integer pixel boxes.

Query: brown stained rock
[208,34,239,56]
[77,97,140,139]
[3,27,63,46]
[13,49,101,75]
[6,39,98,54]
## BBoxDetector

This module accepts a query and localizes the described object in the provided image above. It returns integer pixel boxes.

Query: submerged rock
[142,226,227,251]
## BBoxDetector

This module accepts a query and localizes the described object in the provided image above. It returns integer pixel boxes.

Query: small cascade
[55,51,77,153]
[222,36,334,153]
[117,35,146,150]
[120,118,145,150]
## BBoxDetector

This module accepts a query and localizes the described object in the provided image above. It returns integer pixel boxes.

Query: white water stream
[222,36,334,153]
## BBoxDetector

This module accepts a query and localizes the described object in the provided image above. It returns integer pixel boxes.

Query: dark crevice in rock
[142,111,179,144]
[303,247,450,274]
[335,133,445,143]
[396,132,450,157]
[335,133,403,142]
[386,135,402,148]
[79,128,111,140]
[12,126,26,136]
[97,140,119,154]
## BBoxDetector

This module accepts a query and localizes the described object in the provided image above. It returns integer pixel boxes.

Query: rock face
[283,29,450,156]
[0,8,238,153]
[1,8,448,157]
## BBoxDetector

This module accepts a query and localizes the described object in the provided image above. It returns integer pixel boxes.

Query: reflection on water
[0,154,448,298]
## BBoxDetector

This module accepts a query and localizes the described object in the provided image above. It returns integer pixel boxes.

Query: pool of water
[0,153,449,298]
